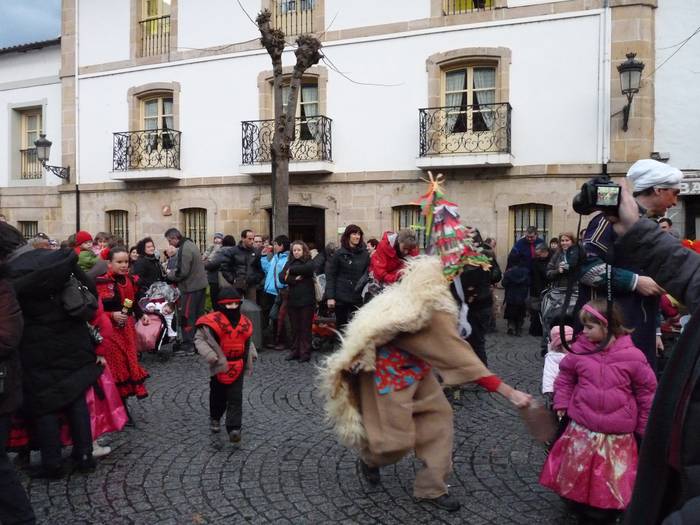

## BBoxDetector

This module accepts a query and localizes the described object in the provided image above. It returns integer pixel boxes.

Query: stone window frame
[257,66,328,121]
[509,202,552,246]
[18,220,39,240]
[180,207,208,253]
[130,0,179,61]
[261,0,325,37]
[392,204,428,251]
[430,0,507,17]
[7,100,48,186]
[127,82,181,132]
[426,47,511,109]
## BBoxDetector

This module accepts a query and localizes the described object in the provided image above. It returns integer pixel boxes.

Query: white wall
[0,46,60,82]
[78,0,130,66]
[77,11,605,182]
[654,0,700,170]
[178,0,259,51]
[325,0,429,31]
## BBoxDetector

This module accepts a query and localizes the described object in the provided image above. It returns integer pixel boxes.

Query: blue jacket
[261,251,289,295]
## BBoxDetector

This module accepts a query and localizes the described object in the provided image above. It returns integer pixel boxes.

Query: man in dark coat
[7,238,102,478]
[508,226,544,271]
[0,223,36,523]
[207,229,263,302]
[606,183,700,524]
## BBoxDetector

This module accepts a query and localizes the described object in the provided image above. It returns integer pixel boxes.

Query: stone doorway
[267,205,326,250]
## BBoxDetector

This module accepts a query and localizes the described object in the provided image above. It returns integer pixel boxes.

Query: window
[181,208,207,253]
[392,206,428,251]
[443,0,493,15]
[444,66,496,133]
[107,210,130,246]
[510,204,551,245]
[132,93,176,167]
[19,110,42,180]
[282,81,319,140]
[18,221,38,240]
[140,0,171,56]
[272,0,316,35]
[143,94,173,131]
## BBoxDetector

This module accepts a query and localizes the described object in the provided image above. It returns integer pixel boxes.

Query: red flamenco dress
[96,272,149,399]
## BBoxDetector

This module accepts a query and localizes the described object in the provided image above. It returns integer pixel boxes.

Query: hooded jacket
[370,231,419,285]
[554,334,657,436]
[261,251,289,296]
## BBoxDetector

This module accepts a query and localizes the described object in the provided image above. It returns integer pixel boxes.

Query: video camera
[572,165,621,216]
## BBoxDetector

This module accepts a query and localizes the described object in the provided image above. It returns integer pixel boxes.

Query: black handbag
[61,274,98,321]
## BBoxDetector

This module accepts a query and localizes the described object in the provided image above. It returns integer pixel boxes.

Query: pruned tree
[256,10,322,237]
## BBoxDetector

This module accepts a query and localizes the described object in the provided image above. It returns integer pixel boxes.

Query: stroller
[135,281,180,361]
[311,313,337,352]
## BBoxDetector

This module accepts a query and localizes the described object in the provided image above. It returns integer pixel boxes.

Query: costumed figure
[96,247,151,409]
[194,288,257,443]
[320,173,532,512]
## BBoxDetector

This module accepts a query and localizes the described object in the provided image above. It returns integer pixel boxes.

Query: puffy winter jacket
[261,251,288,296]
[370,231,419,285]
[554,334,657,436]
[280,258,315,308]
[326,244,370,304]
[0,276,23,416]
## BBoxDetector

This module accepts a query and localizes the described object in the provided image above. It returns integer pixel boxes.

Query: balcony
[442,0,494,15]
[273,0,316,35]
[417,103,513,169]
[111,129,181,181]
[240,116,333,175]
[139,15,170,56]
[19,148,42,180]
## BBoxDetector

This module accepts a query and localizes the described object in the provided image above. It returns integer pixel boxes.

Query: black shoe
[416,494,461,512]
[358,459,380,485]
[210,419,221,433]
[507,328,514,336]
[72,454,97,473]
[228,429,241,443]
[30,464,66,480]
[285,353,299,361]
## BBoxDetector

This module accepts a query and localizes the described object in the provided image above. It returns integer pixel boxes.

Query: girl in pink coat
[540,299,657,518]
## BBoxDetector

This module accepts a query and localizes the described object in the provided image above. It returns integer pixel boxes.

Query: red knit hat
[75,230,93,245]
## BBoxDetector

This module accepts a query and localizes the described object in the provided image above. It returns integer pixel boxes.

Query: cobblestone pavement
[20,328,578,525]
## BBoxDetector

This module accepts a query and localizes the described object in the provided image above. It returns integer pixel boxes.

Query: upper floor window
[19,110,42,180]
[444,66,496,133]
[18,221,38,240]
[140,0,171,56]
[510,204,551,245]
[181,207,207,253]
[271,0,318,35]
[282,81,319,140]
[443,0,493,15]
[392,205,427,252]
[143,94,174,131]
[106,210,130,246]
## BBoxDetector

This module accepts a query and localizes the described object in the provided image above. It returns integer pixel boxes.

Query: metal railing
[273,0,315,35]
[442,0,493,15]
[19,148,42,179]
[140,15,170,56]
[241,115,332,164]
[418,103,511,156]
[113,129,181,171]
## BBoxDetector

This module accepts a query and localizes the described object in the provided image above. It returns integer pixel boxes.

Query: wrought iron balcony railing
[140,15,170,56]
[273,0,316,35]
[443,0,494,15]
[19,148,42,179]
[241,116,332,165]
[418,103,511,157]
[113,129,181,171]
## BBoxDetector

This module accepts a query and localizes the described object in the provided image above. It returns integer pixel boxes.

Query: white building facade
[0,0,658,263]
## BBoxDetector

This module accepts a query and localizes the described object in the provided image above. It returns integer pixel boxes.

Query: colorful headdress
[414,171,491,280]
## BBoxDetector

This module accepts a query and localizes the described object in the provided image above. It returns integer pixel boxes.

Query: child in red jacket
[540,299,657,519]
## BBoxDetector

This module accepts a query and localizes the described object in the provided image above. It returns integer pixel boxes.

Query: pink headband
[582,304,608,326]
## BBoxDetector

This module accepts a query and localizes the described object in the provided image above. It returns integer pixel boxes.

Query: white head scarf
[626,159,683,192]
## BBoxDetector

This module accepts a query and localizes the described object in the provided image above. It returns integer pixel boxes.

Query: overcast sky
[0,0,61,48]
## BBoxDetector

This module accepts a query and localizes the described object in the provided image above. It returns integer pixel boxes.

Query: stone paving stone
[13,327,581,524]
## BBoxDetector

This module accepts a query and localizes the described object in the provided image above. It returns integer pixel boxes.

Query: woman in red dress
[96,247,150,415]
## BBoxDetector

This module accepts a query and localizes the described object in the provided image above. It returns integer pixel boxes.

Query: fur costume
[319,256,489,450]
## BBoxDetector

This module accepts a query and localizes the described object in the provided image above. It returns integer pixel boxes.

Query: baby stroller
[135,281,180,361]
[311,313,337,352]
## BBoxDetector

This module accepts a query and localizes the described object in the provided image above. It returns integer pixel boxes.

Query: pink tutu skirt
[539,420,638,510]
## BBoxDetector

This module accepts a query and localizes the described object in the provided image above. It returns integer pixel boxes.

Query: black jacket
[501,265,530,305]
[530,256,550,297]
[281,258,316,308]
[450,248,501,309]
[325,244,370,304]
[546,246,581,289]
[208,242,263,288]
[0,275,23,416]
[615,219,700,525]
[8,248,102,416]
[131,254,164,299]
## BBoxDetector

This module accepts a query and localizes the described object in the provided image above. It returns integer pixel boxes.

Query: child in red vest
[194,288,257,443]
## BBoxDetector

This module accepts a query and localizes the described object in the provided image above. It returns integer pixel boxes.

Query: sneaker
[358,459,380,485]
[92,443,112,458]
[210,419,221,433]
[228,429,241,443]
[416,494,461,512]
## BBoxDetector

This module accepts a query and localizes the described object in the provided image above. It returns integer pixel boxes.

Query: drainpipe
[74,0,81,230]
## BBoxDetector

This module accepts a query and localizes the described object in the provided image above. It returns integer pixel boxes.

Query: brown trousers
[359,371,454,499]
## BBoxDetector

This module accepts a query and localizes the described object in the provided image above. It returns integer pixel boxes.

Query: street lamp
[617,52,645,132]
[34,133,70,181]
